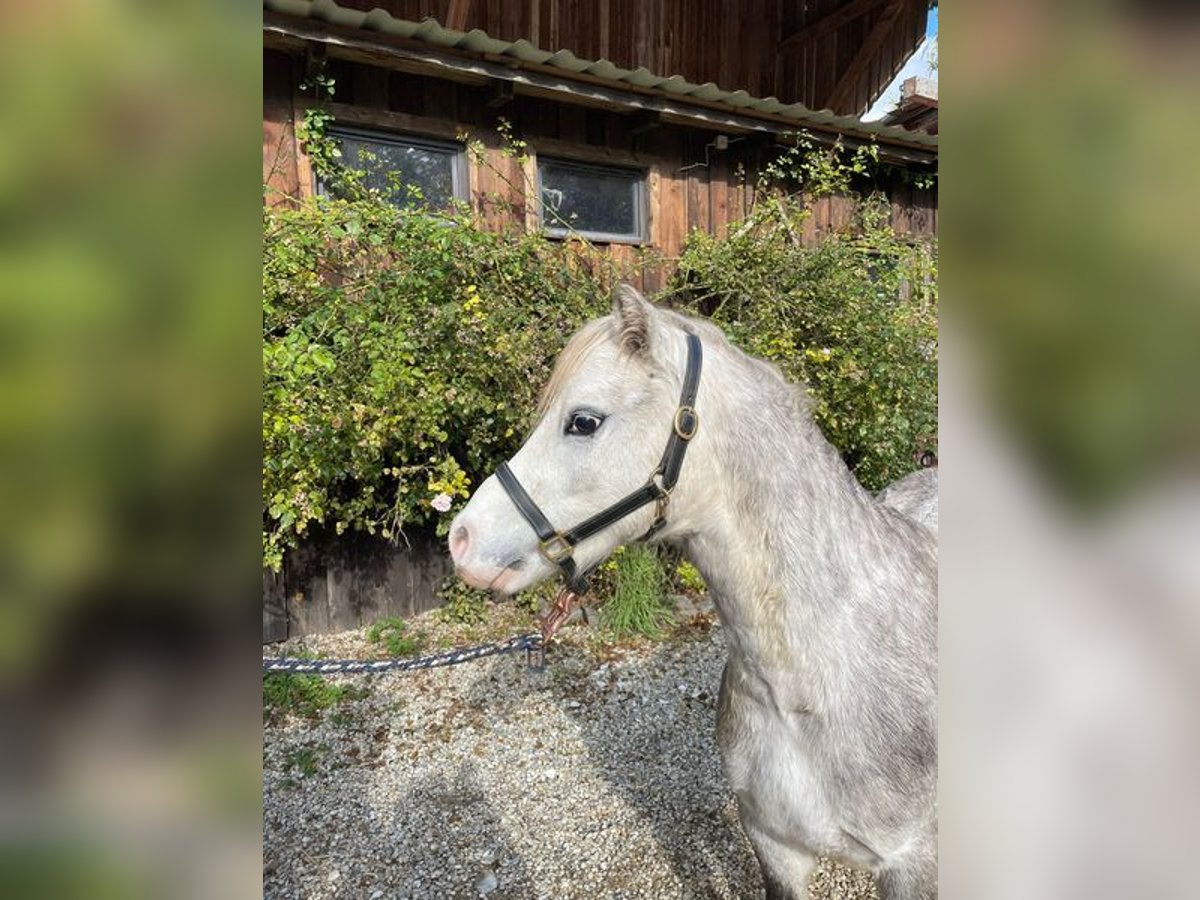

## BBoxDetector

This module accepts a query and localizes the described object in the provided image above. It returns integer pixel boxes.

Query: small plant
[514,580,557,617]
[263,670,359,720]
[599,546,674,640]
[330,709,357,728]
[674,559,707,594]
[282,744,326,778]
[366,616,424,657]
[264,648,367,720]
[436,575,490,625]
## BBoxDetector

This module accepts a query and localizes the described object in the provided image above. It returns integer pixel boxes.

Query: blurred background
[0,1,1197,897]
[0,2,261,897]
[942,1,1200,897]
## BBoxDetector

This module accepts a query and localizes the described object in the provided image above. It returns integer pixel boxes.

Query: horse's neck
[680,350,907,685]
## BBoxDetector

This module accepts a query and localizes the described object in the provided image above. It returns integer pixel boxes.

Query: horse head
[449,285,701,596]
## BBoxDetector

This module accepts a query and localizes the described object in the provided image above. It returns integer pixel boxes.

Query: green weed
[674,559,707,593]
[366,616,424,657]
[263,652,367,720]
[436,576,490,625]
[282,743,327,778]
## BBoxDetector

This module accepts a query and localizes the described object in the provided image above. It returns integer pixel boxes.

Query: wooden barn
[264,0,937,294]
[262,0,938,639]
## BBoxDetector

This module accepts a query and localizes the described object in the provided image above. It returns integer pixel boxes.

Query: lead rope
[263,631,547,675]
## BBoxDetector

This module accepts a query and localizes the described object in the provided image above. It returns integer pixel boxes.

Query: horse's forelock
[535,319,615,419]
[535,309,736,423]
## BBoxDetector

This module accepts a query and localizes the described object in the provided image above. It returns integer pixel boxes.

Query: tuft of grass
[366,616,424,657]
[282,743,328,778]
[599,546,675,639]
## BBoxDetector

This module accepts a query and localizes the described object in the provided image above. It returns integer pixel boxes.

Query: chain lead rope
[263,632,545,674]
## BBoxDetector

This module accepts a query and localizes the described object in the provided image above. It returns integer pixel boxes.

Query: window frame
[535,155,648,244]
[317,124,469,208]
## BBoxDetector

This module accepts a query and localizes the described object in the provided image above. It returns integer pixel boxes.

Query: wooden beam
[779,0,889,53]
[825,0,907,113]
[445,0,472,31]
[320,102,465,142]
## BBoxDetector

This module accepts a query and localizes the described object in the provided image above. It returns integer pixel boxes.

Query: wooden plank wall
[263,49,937,291]
[264,528,453,642]
[329,0,928,113]
[263,50,302,203]
[333,0,778,98]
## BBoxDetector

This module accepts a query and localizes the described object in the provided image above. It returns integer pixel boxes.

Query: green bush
[263,122,936,571]
[262,192,632,570]
[673,143,937,491]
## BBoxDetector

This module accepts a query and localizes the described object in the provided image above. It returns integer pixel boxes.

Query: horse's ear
[612,283,657,357]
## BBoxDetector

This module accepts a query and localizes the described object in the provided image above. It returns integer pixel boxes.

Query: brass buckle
[673,405,699,440]
[538,533,573,564]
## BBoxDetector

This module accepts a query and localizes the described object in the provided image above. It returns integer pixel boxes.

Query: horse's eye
[566,412,604,437]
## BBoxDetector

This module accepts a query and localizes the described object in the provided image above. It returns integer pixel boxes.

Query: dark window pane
[539,160,643,239]
[326,130,461,209]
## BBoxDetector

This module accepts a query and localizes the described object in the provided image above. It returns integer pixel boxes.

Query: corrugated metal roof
[263,0,938,155]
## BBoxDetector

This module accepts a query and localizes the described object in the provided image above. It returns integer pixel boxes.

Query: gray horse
[450,286,937,899]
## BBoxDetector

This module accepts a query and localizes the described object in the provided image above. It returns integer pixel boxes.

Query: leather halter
[495,332,703,595]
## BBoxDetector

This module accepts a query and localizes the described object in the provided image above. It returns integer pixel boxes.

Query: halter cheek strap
[495,332,703,595]
[495,462,586,593]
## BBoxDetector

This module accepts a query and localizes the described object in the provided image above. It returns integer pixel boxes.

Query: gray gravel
[264,606,878,899]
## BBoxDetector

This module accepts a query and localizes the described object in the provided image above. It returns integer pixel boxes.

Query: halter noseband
[495,332,703,595]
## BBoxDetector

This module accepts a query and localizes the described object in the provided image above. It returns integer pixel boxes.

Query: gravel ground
[263,604,878,900]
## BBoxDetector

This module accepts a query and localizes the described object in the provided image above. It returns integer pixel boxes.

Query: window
[320,126,467,209]
[537,157,647,242]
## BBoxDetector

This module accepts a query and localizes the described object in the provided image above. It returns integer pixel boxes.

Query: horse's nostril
[449,525,470,563]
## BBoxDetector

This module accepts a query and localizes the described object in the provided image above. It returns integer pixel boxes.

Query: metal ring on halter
[673,405,699,440]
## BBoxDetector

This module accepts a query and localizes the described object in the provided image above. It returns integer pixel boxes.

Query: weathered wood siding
[263,48,937,295]
[325,0,930,114]
[264,529,452,642]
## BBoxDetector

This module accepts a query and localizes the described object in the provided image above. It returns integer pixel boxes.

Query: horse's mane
[538,303,874,524]
[659,308,817,421]
[538,307,815,427]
